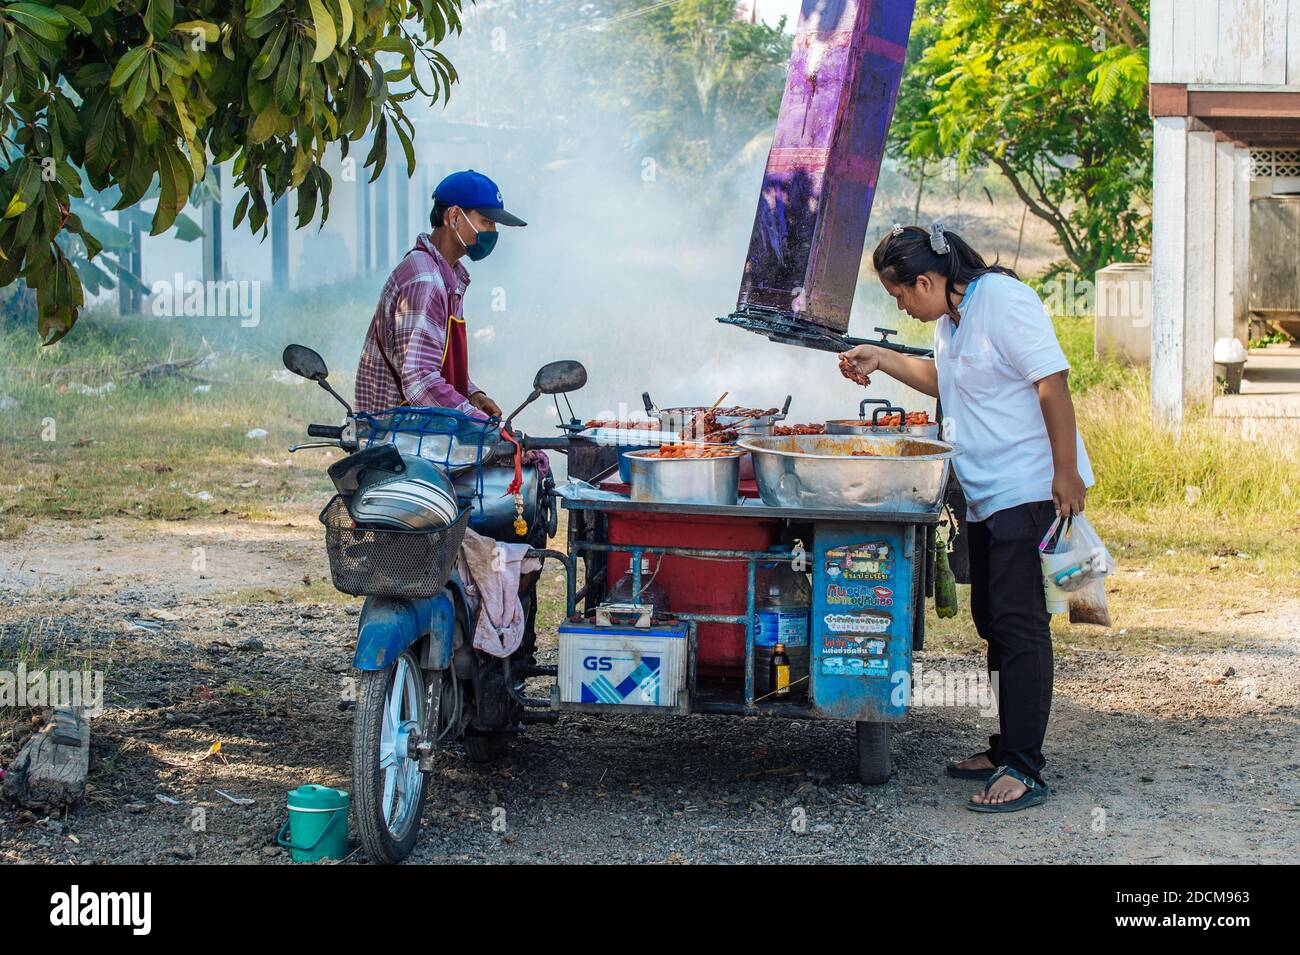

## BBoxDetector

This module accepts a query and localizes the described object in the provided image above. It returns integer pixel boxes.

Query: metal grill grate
[1250,148,1300,179]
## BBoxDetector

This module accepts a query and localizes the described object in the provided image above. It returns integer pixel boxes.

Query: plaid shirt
[355,235,484,416]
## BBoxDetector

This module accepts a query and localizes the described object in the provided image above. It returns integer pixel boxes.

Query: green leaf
[173,20,220,42]
[249,104,283,143]
[83,96,118,176]
[109,45,151,88]
[7,4,70,42]
[295,173,317,228]
[308,0,337,63]
[393,113,415,175]
[274,38,300,112]
[122,58,151,115]
[144,0,174,41]
[247,0,285,18]
[252,23,288,80]
[151,145,189,234]
[232,192,250,229]
[336,0,352,44]
[364,112,386,181]
[53,5,91,33]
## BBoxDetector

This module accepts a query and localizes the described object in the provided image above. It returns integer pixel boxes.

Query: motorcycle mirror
[533,360,587,396]
[283,344,329,381]
[283,343,354,417]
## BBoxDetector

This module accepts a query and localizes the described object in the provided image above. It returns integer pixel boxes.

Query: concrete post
[1152,117,1189,428]
[1184,127,1217,408]
[1233,145,1251,344]
[1214,139,1236,345]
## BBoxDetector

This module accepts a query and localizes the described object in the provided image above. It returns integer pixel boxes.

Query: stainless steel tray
[578,426,683,447]
[737,434,957,513]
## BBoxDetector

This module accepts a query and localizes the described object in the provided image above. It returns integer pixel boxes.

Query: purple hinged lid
[729,0,916,340]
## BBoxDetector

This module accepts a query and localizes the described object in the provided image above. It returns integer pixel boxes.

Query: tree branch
[1071,0,1134,49]
[990,153,1084,270]
[1112,0,1149,42]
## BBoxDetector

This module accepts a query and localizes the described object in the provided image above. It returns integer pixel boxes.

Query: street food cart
[543,426,954,783]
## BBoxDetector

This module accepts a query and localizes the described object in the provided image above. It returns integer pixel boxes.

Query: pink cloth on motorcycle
[457,527,542,658]
[524,449,550,478]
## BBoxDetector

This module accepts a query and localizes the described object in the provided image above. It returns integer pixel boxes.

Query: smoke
[120,1,934,438]
[425,3,933,440]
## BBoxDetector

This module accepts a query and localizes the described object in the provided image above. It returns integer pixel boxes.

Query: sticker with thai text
[821,657,891,678]
[824,612,891,634]
[821,635,888,656]
[825,583,895,609]
[823,542,893,582]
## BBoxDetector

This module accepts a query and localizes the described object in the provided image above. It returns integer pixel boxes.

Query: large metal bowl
[625,450,742,505]
[737,434,958,513]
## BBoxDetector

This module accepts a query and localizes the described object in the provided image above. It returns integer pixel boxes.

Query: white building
[1149,0,1300,434]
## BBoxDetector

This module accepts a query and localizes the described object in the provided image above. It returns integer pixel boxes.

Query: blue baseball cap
[432,169,526,227]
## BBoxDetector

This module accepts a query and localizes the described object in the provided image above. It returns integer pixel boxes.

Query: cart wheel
[352,651,429,864]
[855,721,891,785]
[463,731,510,763]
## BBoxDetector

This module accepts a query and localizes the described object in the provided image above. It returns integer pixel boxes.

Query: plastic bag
[1069,577,1112,627]
[1038,514,1112,593]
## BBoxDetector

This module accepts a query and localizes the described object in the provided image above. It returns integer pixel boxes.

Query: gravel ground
[2,519,1298,865]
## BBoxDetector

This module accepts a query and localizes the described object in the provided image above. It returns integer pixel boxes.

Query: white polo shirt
[933,273,1094,522]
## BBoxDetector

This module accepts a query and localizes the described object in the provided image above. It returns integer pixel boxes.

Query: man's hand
[839,345,883,386]
[1052,468,1087,519]
[469,391,503,418]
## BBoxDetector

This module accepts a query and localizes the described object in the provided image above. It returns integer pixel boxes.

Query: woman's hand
[839,345,883,386]
[839,344,940,398]
[1052,468,1087,519]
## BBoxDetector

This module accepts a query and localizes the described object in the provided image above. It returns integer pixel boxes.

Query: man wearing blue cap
[356,169,527,417]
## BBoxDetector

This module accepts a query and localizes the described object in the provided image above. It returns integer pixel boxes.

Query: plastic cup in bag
[1038,513,1113,621]
[1041,550,1076,613]
[1039,514,1085,613]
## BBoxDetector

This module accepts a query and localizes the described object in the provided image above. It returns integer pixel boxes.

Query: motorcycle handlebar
[522,435,572,452]
[307,424,345,439]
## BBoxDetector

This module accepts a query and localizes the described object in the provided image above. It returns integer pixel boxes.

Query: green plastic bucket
[276,785,350,863]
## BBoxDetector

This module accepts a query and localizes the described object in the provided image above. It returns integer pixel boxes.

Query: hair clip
[891,223,905,237]
[929,222,949,255]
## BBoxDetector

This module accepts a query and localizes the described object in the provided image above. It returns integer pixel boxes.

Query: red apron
[442,312,471,400]
[420,245,472,401]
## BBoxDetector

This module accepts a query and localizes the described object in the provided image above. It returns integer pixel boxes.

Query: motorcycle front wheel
[352,650,428,864]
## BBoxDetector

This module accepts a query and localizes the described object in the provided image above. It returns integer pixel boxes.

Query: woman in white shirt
[840,224,1092,813]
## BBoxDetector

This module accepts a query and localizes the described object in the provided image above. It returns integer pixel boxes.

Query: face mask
[454,213,498,261]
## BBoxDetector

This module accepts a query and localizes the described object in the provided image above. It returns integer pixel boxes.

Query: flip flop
[946,753,996,780]
[966,766,1049,813]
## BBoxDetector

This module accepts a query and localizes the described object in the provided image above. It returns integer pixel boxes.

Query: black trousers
[966,499,1056,784]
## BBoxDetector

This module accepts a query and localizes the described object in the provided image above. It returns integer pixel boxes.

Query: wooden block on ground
[1,708,91,811]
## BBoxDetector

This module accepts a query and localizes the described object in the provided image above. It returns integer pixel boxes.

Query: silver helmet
[348,455,460,531]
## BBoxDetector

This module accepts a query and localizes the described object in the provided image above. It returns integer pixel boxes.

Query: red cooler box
[604,512,782,678]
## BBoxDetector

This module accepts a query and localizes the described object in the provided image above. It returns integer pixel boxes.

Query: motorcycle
[281,344,583,863]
